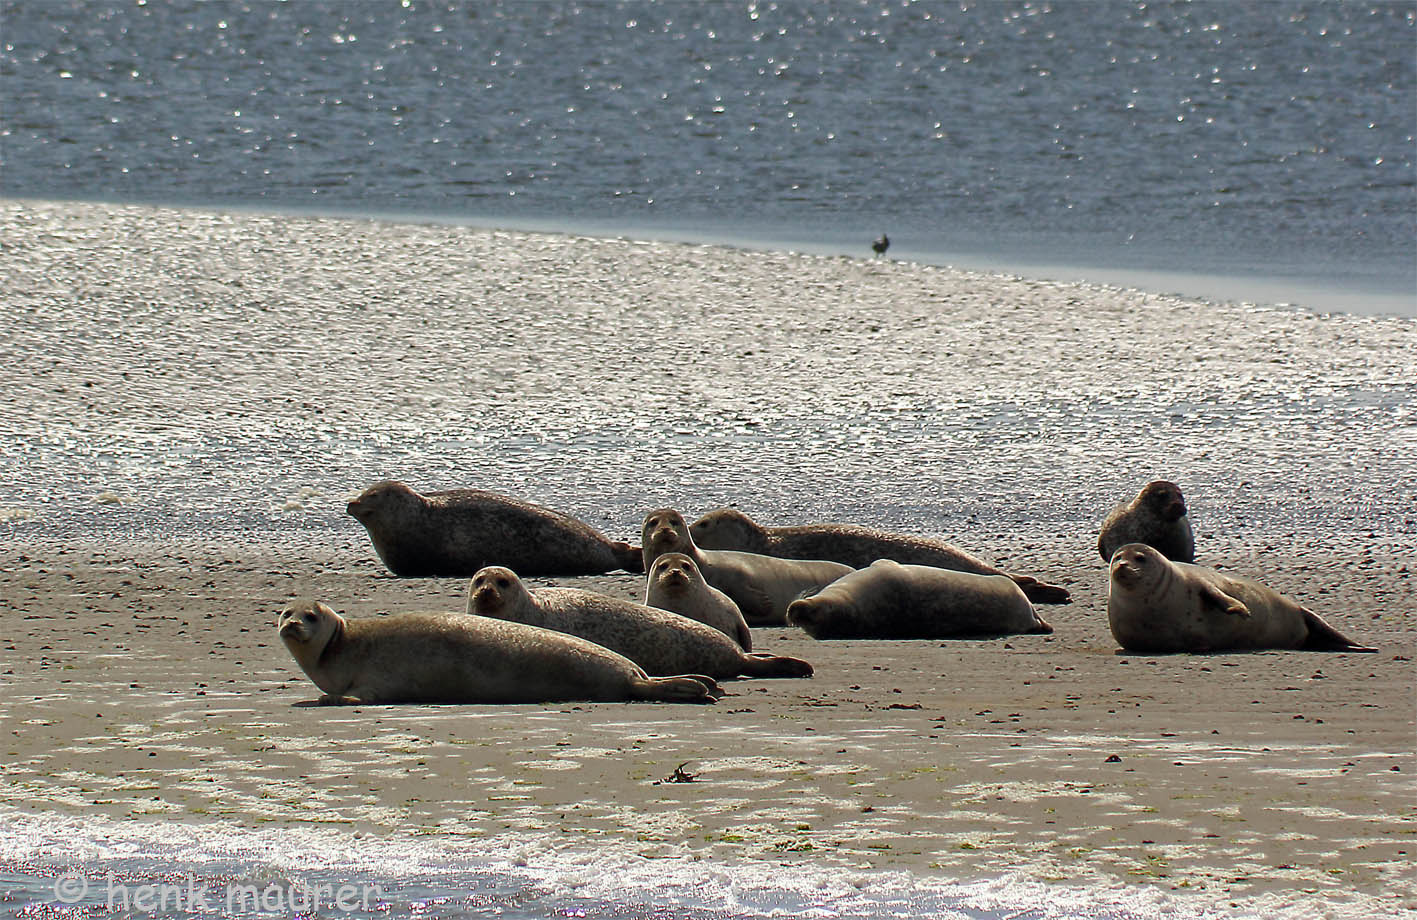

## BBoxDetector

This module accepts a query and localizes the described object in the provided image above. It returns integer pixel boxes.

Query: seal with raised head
[1106,544,1376,653]
[645,552,753,650]
[641,508,853,626]
[276,600,721,705]
[785,559,1051,640]
[1098,481,1195,563]
[468,567,812,679]
[689,507,1071,604]
[346,480,643,577]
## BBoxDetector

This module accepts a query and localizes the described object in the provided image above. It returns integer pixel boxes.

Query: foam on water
[0,807,1279,920]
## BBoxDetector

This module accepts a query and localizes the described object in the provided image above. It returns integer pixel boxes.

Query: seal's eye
[497,577,511,588]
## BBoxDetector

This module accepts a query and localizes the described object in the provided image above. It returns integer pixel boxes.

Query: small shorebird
[872,233,889,257]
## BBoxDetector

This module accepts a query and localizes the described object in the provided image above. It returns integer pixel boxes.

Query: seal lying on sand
[641,508,853,626]
[276,601,721,704]
[346,480,643,577]
[645,552,753,650]
[1098,480,1195,563]
[786,559,1052,640]
[468,567,813,679]
[1106,544,1376,653]
[689,508,1070,604]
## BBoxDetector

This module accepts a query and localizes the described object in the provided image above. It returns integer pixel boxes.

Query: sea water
[1,0,1413,313]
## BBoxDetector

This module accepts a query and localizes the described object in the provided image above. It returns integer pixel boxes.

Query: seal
[645,552,754,650]
[641,508,854,626]
[276,600,721,705]
[1098,481,1195,563]
[346,480,643,577]
[689,508,1071,604]
[785,559,1052,640]
[467,567,812,679]
[1106,544,1376,653]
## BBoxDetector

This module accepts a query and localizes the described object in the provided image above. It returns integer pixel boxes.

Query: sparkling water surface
[2,0,1413,310]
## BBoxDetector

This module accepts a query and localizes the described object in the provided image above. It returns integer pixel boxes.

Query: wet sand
[1,199,1414,917]
[2,535,1412,917]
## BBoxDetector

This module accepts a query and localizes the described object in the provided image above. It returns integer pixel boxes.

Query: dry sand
[0,199,1414,917]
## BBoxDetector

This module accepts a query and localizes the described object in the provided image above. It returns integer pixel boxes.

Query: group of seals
[689,507,1071,604]
[346,480,643,577]
[287,477,1375,708]
[277,601,721,705]
[641,508,853,626]
[1101,481,1374,654]
[467,566,812,679]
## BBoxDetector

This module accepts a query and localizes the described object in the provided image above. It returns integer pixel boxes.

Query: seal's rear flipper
[1011,574,1071,605]
[1300,609,1377,652]
[614,542,645,573]
[1026,616,1054,635]
[740,653,814,679]
[635,674,722,703]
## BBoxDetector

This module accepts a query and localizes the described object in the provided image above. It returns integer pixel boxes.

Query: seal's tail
[613,541,645,573]
[1027,616,1054,635]
[1300,609,1377,652]
[739,653,814,679]
[633,674,723,703]
[1010,574,1071,605]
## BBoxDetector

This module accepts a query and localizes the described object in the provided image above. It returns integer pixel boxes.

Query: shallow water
[0,811,1245,920]
[2,0,1412,309]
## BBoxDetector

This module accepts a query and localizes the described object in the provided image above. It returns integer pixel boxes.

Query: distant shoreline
[12,193,1414,319]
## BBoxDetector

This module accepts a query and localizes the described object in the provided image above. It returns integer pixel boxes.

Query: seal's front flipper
[1200,584,1249,617]
[318,693,365,706]
[734,584,781,626]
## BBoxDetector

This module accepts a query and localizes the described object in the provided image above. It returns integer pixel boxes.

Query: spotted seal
[1098,481,1195,563]
[346,480,642,576]
[645,552,753,650]
[785,559,1052,640]
[1106,544,1375,653]
[276,600,721,704]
